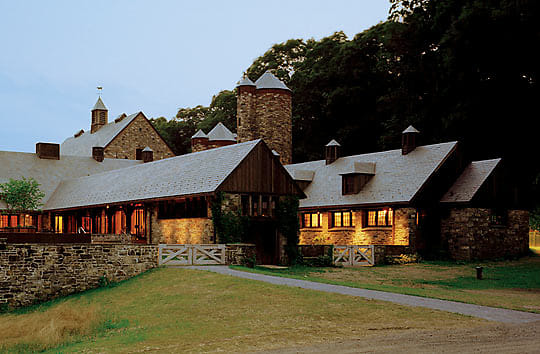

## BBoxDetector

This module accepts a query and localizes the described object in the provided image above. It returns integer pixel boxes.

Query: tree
[0,177,45,213]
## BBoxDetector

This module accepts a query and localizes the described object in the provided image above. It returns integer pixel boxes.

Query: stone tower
[236,71,292,164]
[91,97,108,133]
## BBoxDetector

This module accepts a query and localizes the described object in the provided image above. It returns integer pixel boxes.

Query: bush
[385,253,422,265]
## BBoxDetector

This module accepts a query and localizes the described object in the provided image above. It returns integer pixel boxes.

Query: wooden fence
[333,245,374,266]
[158,244,226,266]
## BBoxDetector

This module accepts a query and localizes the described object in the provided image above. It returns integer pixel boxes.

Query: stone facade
[104,114,175,160]
[299,208,416,247]
[225,243,256,265]
[149,204,214,245]
[440,208,529,260]
[0,242,157,309]
[191,138,235,153]
[237,86,292,165]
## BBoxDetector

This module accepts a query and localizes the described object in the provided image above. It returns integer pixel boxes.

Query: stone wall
[299,208,415,247]
[441,208,529,260]
[0,241,157,309]
[225,243,256,265]
[104,114,175,160]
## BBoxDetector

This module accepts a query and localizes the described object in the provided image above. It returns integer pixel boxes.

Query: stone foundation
[441,208,529,260]
[225,243,256,265]
[0,242,157,309]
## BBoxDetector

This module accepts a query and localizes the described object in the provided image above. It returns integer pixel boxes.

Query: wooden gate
[158,244,226,266]
[333,245,374,266]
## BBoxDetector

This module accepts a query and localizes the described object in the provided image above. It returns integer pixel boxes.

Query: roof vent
[36,142,60,160]
[402,125,420,155]
[114,113,127,123]
[74,129,84,138]
[325,139,341,165]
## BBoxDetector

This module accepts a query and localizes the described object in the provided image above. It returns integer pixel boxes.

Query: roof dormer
[339,161,376,195]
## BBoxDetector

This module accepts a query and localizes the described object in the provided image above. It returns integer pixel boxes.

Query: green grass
[0,267,484,353]
[231,255,540,313]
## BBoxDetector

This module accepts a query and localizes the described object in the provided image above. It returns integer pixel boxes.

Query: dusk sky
[0,1,390,153]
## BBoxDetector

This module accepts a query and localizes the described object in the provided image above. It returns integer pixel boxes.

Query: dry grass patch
[0,302,100,352]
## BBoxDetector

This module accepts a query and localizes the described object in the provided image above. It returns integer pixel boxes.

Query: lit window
[365,208,393,227]
[368,211,376,226]
[331,211,353,228]
[54,215,64,234]
[302,212,322,228]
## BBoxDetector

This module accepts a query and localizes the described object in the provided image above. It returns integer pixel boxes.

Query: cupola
[325,139,341,165]
[402,125,420,155]
[91,96,108,134]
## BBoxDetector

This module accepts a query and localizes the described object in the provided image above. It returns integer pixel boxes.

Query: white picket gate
[158,244,226,266]
[333,245,375,266]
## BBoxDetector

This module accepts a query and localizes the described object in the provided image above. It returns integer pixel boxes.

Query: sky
[0,0,390,153]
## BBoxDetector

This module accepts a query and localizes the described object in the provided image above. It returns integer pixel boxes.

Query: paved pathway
[186,265,540,324]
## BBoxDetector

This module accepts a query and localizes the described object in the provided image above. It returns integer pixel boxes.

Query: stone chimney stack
[402,125,420,155]
[236,71,292,165]
[91,97,108,134]
[325,139,341,165]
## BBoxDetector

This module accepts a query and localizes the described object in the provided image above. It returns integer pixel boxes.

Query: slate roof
[285,141,458,209]
[440,159,501,203]
[191,129,208,139]
[255,71,290,91]
[92,97,108,110]
[207,122,236,141]
[0,151,140,210]
[237,76,256,87]
[403,125,420,134]
[61,112,139,156]
[326,139,341,147]
[44,140,261,211]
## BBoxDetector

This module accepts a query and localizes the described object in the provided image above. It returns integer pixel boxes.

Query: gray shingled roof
[285,141,458,209]
[191,129,208,139]
[61,112,139,156]
[92,97,108,111]
[326,139,341,147]
[255,71,290,91]
[0,151,140,210]
[237,76,256,87]
[403,125,420,134]
[440,159,501,203]
[207,122,236,141]
[44,140,261,210]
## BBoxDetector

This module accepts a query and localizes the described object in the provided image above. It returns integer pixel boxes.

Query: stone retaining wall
[225,243,256,265]
[0,241,158,309]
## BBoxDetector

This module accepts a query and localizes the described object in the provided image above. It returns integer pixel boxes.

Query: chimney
[36,142,60,160]
[325,139,341,165]
[402,125,420,155]
[141,146,153,163]
[92,146,104,162]
[91,96,108,134]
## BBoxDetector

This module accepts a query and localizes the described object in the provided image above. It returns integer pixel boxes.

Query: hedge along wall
[0,240,158,309]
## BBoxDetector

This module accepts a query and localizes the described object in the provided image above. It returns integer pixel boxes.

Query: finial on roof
[402,125,420,134]
[325,139,341,147]
[254,71,290,91]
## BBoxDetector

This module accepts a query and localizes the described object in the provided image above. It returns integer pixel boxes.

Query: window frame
[330,210,354,228]
[302,212,323,228]
[363,208,393,228]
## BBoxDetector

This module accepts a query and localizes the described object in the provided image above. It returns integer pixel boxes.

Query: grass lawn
[231,254,540,314]
[0,267,483,353]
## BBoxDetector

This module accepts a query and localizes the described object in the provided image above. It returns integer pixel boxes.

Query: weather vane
[97,86,103,97]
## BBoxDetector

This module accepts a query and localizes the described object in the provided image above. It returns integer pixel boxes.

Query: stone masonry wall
[104,115,175,160]
[441,208,529,260]
[0,241,157,309]
[299,208,415,247]
[150,205,214,245]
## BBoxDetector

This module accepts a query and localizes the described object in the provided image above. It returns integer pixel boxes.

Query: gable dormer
[290,169,315,191]
[340,162,376,195]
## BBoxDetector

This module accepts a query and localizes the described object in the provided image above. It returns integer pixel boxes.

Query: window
[131,207,145,236]
[490,209,507,227]
[0,215,8,228]
[136,148,143,160]
[364,208,393,227]
[240,195,276,217]
[54,215,64,233]
[158,197,208,219]
[331,211,353,228]
[342,175,356,195]
[302,212,322,228]
[81,216,92,233]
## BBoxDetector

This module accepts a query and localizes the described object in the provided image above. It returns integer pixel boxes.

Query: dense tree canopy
[152,0,538,207]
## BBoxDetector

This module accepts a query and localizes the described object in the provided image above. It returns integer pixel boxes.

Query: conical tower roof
[92,96,108,111]
[255,71,290,91]
[208,122,236,141]
[191,129,208,139]
[237,75,256,87]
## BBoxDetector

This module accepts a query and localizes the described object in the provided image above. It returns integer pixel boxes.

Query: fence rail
[158,244,226,266]
[333,245,374,266]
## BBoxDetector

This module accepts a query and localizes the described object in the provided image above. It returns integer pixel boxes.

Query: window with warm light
[331,211,353,228]
[54,215,64,233]
[302,212,322,228]
[364,208,393,227]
